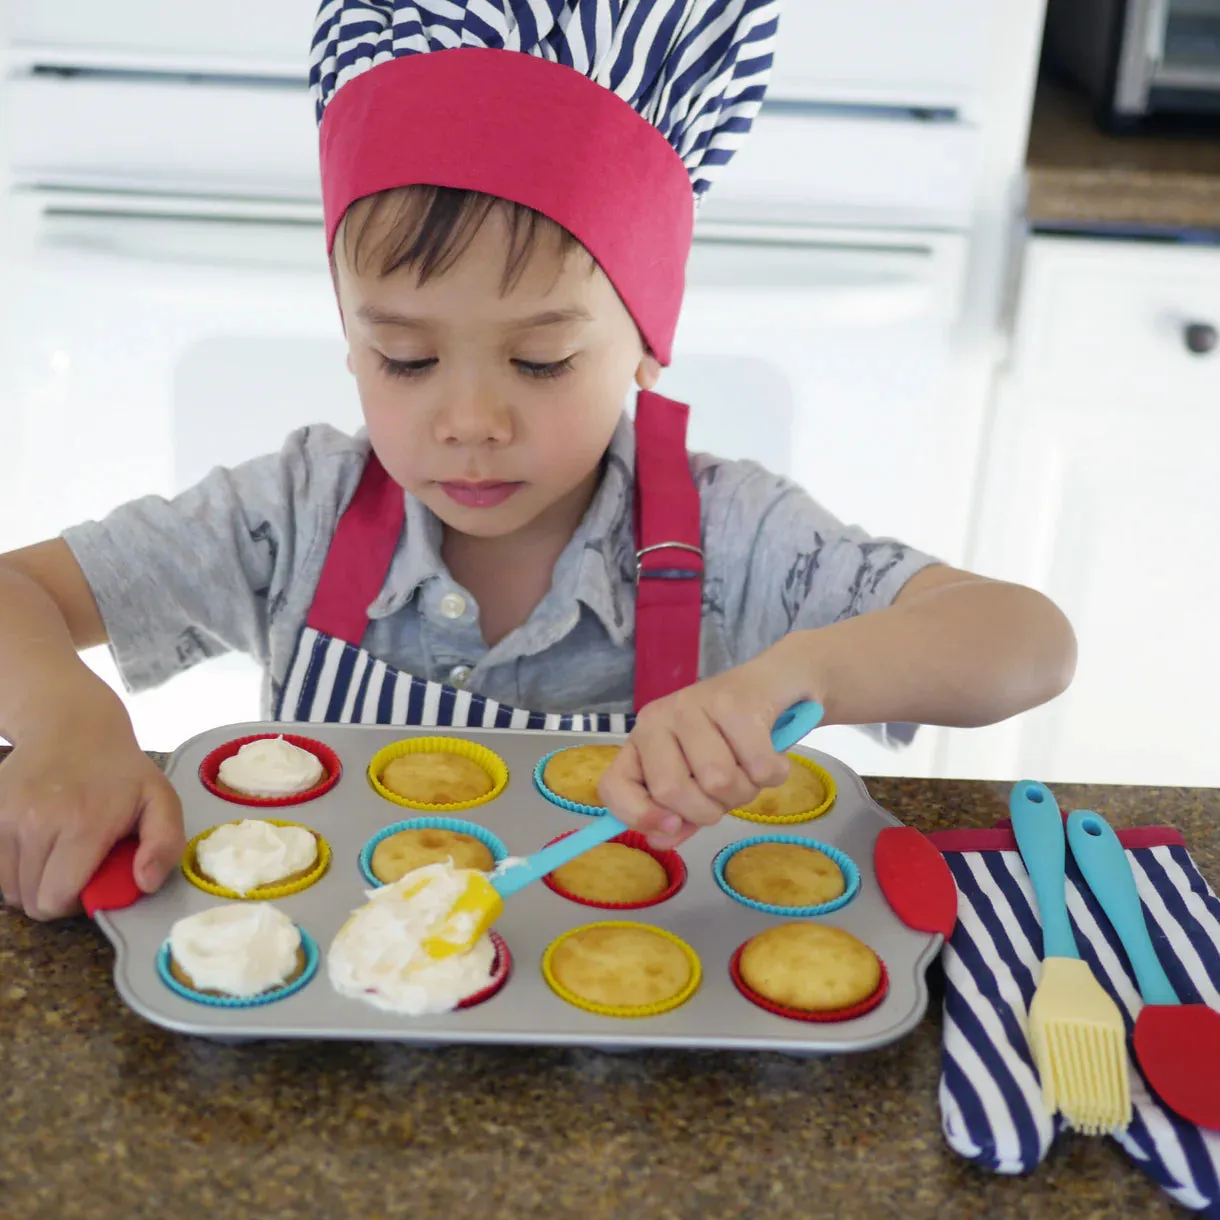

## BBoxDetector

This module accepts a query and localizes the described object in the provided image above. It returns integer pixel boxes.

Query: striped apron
[273,390,704,729]
[930,824,1220,1214]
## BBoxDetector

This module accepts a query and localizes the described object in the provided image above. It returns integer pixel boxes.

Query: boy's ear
[634,353,663,391]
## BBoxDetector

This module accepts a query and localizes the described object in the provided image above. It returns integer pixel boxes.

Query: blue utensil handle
[1010,780,1079,960]
[493,814,629,899]
[1067,810,1180,1006]
[494,701,824,901]
[770,701,823,753]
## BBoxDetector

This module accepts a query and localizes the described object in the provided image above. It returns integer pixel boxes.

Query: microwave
[1045,0,1220,127]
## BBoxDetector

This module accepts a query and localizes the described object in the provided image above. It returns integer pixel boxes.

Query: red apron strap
[306,452,405,646]
[632,389,704,711]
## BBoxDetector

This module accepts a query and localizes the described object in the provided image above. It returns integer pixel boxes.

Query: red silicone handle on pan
[873,826,957,937]
[80,837,143,918]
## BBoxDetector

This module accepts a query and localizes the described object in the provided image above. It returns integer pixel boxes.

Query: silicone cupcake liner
[456,931,513,1010]
[541,921,702,1018]
[541,829,687,910]
[533,747,612,817]
[182,819,333,900]
[729,940,889,1025]
[358,817,511,888]
[156,928,320,1009]
[712,834,860,917]
[728,753,836,825]
[367,736,509,812]
[199,734,341,808]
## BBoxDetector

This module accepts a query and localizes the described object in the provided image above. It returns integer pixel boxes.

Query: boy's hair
[337,184,586,291]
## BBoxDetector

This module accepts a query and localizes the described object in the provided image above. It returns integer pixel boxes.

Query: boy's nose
[435,387,514,446]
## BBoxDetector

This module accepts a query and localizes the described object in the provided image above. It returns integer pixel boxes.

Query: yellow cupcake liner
[366,737,509,812]
[729,754,836,824]
[541,921,702,1019]
[182,819,332,900]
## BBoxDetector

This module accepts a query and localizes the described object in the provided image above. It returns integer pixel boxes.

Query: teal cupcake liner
[157,927,319,1008]
[358,818,510,888]
[533,749,610,817]
[712,835,860,917]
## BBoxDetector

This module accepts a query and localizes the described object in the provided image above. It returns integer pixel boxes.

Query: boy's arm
[0,542,183,917]
[778,562,1076,730]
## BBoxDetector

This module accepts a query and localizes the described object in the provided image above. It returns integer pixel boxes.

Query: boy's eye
[379,355,436,379]
[514,356,575,380]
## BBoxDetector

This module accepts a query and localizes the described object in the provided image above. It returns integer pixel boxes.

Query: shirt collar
[366,413,637,646]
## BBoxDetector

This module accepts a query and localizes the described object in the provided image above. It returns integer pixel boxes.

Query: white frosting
[196,819,318,894]
[169,903,301,998]
[327,863,497,1015]
[218,736,324,797]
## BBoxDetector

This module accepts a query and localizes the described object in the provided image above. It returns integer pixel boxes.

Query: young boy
[0,1,1075,921]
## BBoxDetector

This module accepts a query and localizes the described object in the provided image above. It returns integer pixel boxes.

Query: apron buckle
[634,542,704,585]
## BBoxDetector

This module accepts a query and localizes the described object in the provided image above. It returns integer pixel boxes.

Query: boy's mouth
[439,480,525,509]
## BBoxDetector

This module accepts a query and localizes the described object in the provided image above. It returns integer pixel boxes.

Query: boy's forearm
[770,578,1076,730]
[0,566,130,743]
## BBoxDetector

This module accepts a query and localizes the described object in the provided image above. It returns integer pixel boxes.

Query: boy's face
[334,209,660,541]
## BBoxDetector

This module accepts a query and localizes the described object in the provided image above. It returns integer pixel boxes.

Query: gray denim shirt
[63,416,937,726]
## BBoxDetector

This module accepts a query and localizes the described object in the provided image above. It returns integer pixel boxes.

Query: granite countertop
[1,752,1216,1220]
[1026,77,1220,231]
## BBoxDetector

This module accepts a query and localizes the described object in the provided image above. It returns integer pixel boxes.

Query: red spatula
[80,837,144,918]
[1067,809,1220,1131]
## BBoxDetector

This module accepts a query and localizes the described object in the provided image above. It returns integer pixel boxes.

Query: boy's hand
[0,720,184,920]
[599,643,811,850]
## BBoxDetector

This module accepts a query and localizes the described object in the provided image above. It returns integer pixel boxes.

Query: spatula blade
[1135,1003,1220,1131]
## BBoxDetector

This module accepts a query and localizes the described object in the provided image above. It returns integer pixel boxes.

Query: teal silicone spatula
[420,700,825,959]
[1067,808,1220,1131]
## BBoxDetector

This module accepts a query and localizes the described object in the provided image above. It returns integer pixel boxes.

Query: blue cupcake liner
[533,748,610,817]
[157,927,319,1008]
[712,834,860,917]
[358,817,511,888]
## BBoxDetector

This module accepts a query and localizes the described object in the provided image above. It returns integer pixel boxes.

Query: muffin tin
[89,722,948,1054]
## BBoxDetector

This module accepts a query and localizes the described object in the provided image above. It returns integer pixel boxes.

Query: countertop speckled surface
[1027,78,1220,231]
[1,751,1216,1220]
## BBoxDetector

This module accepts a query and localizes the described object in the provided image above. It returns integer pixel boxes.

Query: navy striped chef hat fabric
[310,0,780,200]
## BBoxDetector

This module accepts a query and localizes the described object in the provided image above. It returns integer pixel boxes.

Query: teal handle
[494,700,825,901]
[1010,780,1078,960]
[1067,809,1180,1006]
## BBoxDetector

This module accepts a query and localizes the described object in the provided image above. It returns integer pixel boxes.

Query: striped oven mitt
[926,823,1220,1216]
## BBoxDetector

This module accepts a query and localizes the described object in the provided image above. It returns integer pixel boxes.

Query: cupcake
[370,826,496,884]
[544,830,685,909]
[328,863,509,1015]
[733,923,885,1020]
[732,755,834,823]
[538,744,621,811]
[723,841,845,908]
[544,922,700,1016]
[201,734,339,807]
[367,738,508,812]
[190,818,323,896]
[164,903,310,1000]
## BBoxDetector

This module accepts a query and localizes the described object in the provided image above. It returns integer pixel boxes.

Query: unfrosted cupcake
[731,755,835,823]
[537,744,621,810]
[165,903,309,1000]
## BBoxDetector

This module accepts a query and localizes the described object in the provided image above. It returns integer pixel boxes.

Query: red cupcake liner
[541,829,687,910]
[199,733,342,808]
[456,931,513,1010]
[728,941,889,1024]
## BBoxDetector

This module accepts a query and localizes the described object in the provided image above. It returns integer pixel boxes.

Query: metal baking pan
[95,722,944,1053]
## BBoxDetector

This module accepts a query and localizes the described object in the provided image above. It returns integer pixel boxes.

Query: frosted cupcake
[188,818,327,898]
[328,863,509,1015]
[201,734,340,807]
[164,903,310,1000]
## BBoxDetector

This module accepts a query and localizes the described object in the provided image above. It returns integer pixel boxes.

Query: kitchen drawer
[1010,236,1220,409]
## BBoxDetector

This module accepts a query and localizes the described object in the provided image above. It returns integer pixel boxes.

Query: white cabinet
[954,236,1220,786]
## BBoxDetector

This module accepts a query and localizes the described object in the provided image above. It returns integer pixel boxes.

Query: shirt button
[438,592,467,620]
[448,664,474,688]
